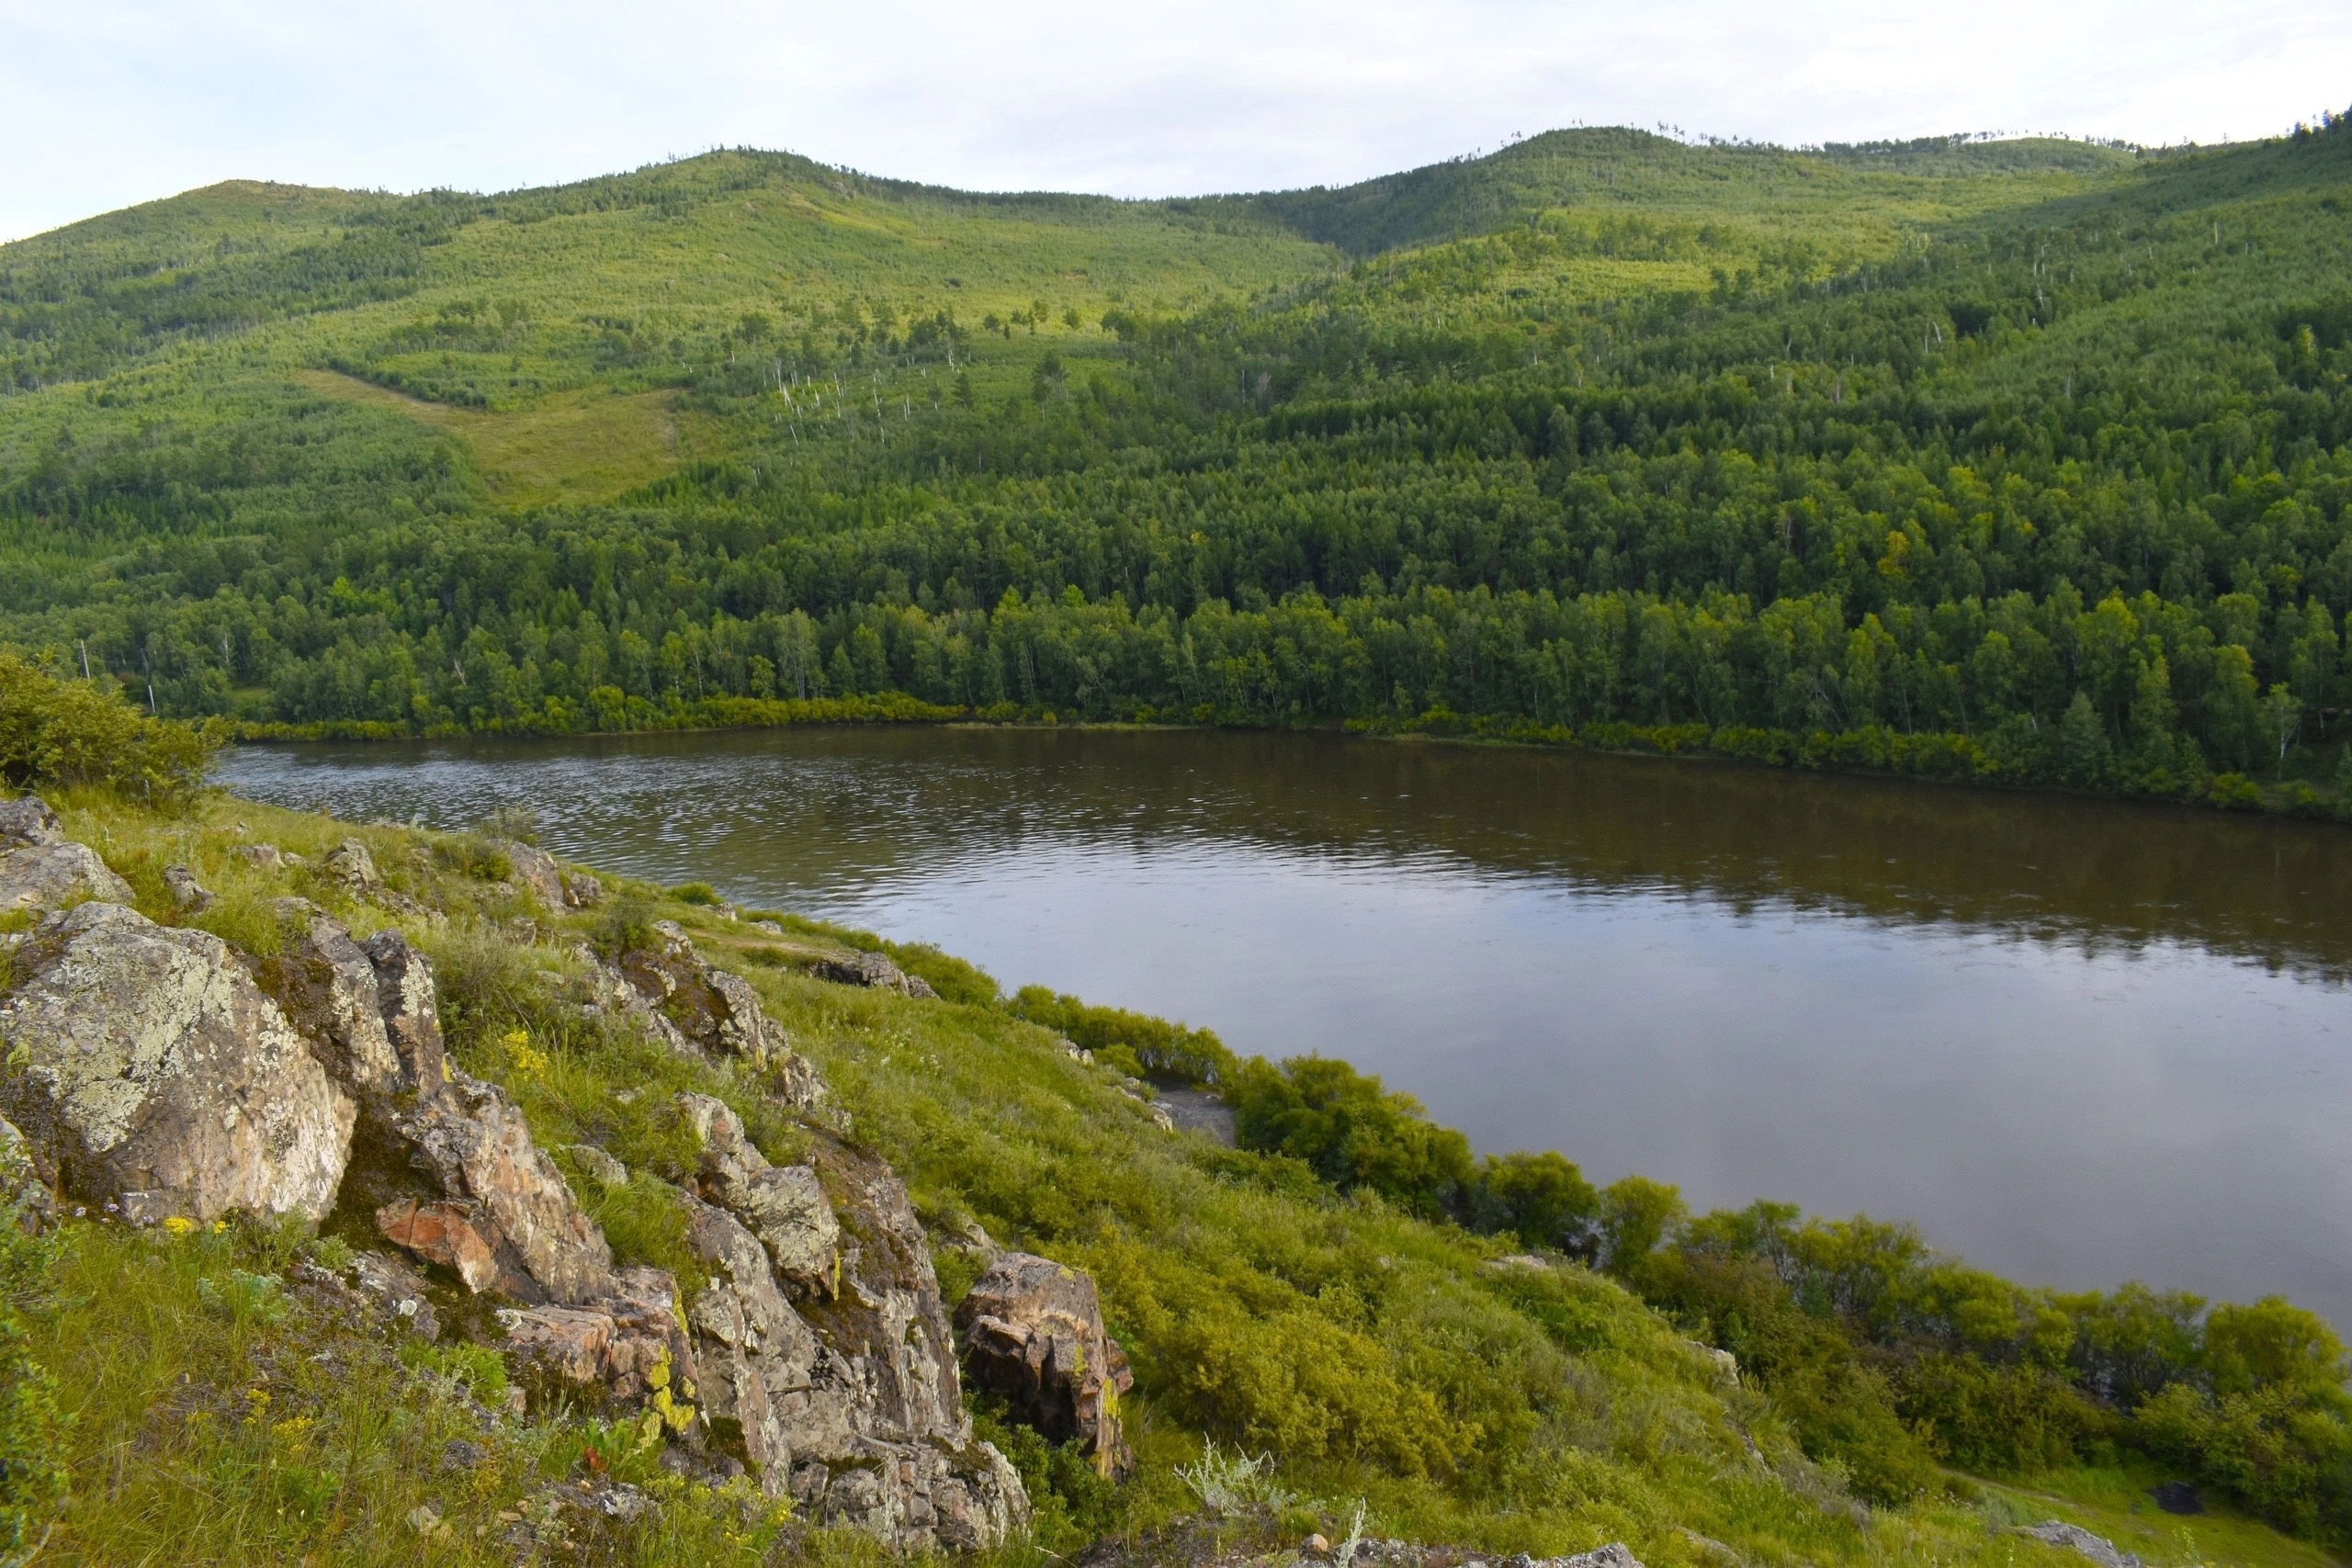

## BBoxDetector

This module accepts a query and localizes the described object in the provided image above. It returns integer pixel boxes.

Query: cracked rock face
[0,901,354,1223]
[679,1093,840,1295]
[263,915,411,1103]
[671,1093,1026,1549]
[501,1266,701,1423]
[382,1073,616,1304]
[956,1251,1136,1475]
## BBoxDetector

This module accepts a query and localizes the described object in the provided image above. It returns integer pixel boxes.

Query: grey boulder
[0,901,354,1224]
[0,799,132,911]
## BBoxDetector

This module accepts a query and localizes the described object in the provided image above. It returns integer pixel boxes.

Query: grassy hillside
[6,120,2352,815]
[0,668,2344,1565]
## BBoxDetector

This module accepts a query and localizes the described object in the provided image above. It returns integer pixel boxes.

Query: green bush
[1012,986,1237,1085]
[1894,1353,2104,1475]
[0,649,213,805]
[1228,1055,1475,1220]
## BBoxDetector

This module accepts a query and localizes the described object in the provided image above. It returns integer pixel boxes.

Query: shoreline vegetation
[1,615,2347,1565]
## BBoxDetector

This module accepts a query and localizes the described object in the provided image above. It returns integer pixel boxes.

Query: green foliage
[975,1404,1125,1553]
[0,649,213,804]
[1010,985,1236,1084]
[401,1337,512,1404]
[7,123,2352,815]
[0,1174,62,1564]
[1896,1353,2106,1475]
[1470,1151,1600,1254]
[668,881,722,906]
[1228,1055,1475,1218]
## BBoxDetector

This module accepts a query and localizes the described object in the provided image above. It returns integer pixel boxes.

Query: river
[219,726,2352,1326]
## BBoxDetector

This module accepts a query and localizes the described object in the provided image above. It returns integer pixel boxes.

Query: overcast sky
[4,0,2348,243]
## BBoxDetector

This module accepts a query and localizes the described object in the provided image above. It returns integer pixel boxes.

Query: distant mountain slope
[1221,128,2137,255]
[4,118,2352,820]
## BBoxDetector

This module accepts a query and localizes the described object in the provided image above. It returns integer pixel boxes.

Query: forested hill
[5,118,2352,813]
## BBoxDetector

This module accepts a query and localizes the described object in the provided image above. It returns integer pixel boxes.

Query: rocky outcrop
[956,1251,1136,1476]
[0,814,1013,1552]
[375,1073,616,1304]
[500,1266,700,1428]
[0,796,133,911]
[810,950,939,1000]
[671,1095,1026,1548]
[263,914,614,1307]
[679,1094,839,1296]
[487,839,604,911]
[0,901,354,1223]
[619,922,777,1063]
[263,912,413,1104]
[493,840,567,908]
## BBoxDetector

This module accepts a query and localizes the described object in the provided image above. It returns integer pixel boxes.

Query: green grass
[8,781,2338,1566]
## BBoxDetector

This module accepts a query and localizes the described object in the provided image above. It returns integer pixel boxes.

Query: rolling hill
[3,120,2351,812]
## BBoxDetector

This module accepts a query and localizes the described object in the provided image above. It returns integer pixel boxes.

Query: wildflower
[162,1216,196,1237]
[504,1029,548,1074]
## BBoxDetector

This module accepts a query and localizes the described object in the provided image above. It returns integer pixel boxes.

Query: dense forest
[4,120,2352,813]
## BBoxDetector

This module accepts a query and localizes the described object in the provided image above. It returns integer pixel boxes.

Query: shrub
[1228,1055,1475,1220]
[0,649,214,804]
[1012,986,1237,1085]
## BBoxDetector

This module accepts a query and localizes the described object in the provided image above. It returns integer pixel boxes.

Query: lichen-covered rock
[233,842,284,870]
[324,838,381,894]
[683,1195,821,1482]
[809,950,939,999]
[0,802,132,910]
[360,929,447,1093]
[2018,1522,2143,1568]
[0,798,62,849]
[560,871,604,908]
[668,1100,1026,1548]
[956,1251,1136,1475]
[0,901,354,1223]
[162,864,212,912]
[0,1115,55,1235]
[262,914,409,1102]
[678,1093,839,1296]
[493,840,566,908]
[349,1248,440,1338]
[563,1143,628,1189]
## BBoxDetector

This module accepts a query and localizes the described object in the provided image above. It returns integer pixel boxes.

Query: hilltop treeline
[6,120,2352,809]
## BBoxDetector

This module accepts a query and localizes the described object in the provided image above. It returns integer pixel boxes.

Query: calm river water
[219,727,2352,1325]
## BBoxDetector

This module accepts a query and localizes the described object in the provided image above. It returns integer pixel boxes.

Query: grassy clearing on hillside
[291,370,684,504]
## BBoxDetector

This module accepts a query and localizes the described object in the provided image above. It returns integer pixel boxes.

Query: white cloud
[3,0,2348,240]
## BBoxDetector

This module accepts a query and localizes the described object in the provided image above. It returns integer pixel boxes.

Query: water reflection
[219,727,2352,1326]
